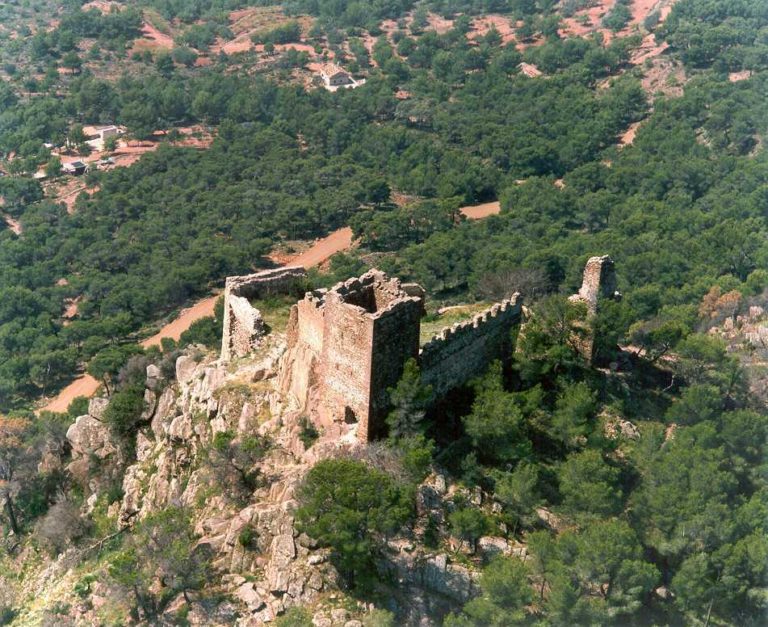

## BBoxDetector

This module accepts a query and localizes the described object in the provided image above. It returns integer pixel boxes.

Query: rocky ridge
[51,331,511,625]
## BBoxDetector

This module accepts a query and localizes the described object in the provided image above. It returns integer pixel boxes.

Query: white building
[319,64,364,92]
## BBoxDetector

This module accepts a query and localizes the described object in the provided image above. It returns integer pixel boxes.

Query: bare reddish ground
[289,227,354,268]
[559,0,617,40]
[218,36,254,55]
[1,212,22,235]
[620,121,642,146]
[468,15,516,44]
[210,7,316,57]
[630,34,670,65]
[629,0,663,27]
[63,296,81,320]
[461,201,501,219]
[41,376,101,414]
[131,21,174,54]
[140,296,219,348]
[426,13,454,34]
[519,62,542,78]
[729,70,752,82]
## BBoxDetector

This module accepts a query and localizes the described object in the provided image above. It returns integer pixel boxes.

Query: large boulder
[66,414,116,460]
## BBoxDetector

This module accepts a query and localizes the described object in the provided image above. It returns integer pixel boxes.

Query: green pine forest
[0,0,767,624]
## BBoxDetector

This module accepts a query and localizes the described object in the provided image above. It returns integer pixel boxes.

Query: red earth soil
[468,15,516,44]
[40,226,354,413]
[130,21,174,54]
[619,121,642,146]
[461,200,501,220]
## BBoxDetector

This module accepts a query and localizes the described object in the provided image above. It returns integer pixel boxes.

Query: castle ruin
[569,255,620,361]
[220,267,307,362]
[221,257,617,442]
[278,270,522,441]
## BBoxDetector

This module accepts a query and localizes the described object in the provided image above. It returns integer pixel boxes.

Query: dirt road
[39,226,356,413]
[40,202,502,414]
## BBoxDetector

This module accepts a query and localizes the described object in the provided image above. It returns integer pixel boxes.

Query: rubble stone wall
[573,255,617,314]
[221,267,307,362]
[419,296,523,397]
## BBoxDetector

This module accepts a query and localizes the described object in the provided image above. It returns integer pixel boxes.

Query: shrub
[298,417,319,449]
[102,384,146,438]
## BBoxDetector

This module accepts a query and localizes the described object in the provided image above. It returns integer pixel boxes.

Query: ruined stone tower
[569,255,619,361]
[281,270,423,441]
[318,272,423,440]
[572,255,618,314]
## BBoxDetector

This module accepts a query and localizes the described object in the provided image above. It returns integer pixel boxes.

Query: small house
[319,64,361,91]
[63,160,88,176]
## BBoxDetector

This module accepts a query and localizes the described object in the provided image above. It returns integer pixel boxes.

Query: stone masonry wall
[572,255,618,315]
[568,255,619,361]
[367,297,422,440]
[419,296,523,398]
[318,271,422,441]
[318,294,374,432]
[221,267,307,362]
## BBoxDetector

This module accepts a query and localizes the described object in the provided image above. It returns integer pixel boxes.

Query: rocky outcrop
[66,397,123,494]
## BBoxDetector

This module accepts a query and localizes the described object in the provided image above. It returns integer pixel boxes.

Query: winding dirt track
[39,226,356,413]
[40,204,499,414]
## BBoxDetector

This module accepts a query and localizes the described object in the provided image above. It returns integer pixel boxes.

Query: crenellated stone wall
[419,296,523,398]
[221,267,307,362]
[230,257,613,441]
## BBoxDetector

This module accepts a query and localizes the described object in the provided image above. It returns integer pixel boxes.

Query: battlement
[420,295,523,397]
[226,257,611,442]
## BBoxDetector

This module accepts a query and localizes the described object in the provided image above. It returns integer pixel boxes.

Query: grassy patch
[249,294,296,333]
[420,302,492,344]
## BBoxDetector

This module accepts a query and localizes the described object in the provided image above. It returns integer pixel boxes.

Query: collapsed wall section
[419,295,523,398]
[571,255,618,314]
[568,255,619,361]
[221,266,307,362]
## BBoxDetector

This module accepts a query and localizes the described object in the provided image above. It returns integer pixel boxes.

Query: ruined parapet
[570,255,619,315]
[221,267,307,362]
[319,270,423,441]
[568,255,620,361]
[419,295,523,398]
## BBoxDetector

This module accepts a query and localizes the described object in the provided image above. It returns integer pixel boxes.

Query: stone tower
[318,271,423,441]
[569,255,620,361]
